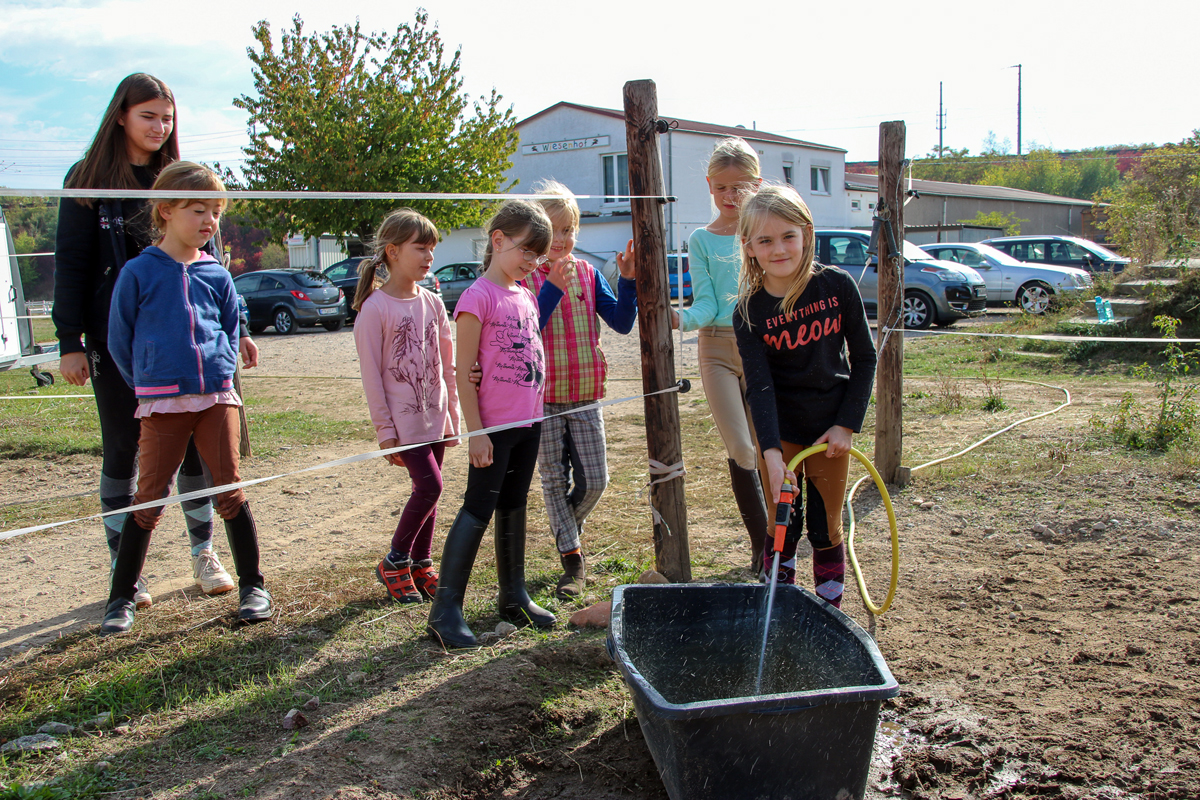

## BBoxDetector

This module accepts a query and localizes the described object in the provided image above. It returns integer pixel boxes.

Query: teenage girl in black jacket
[53,73,258,607]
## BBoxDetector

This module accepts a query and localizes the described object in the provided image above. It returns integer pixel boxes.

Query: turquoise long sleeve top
[677,228,741,331]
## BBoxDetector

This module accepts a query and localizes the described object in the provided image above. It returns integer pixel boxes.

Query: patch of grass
[241,405,374,456]
[0,372,100,459]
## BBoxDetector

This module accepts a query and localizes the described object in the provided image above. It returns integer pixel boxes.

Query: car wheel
[1017,281,1053,315]
[273,308,297,335]
[902,291,935,330]
[322,319,345,332]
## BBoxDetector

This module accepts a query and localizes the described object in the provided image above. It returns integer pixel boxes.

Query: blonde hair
[707,137,761,181]
[353,208,440,311]
[736,184,818,324]
[533,179,580,231]
[481,200,552,269]
[149,161,225,233]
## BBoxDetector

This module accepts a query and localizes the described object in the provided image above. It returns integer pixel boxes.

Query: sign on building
[522,136,610,155]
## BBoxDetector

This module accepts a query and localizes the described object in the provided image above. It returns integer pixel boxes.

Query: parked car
[921,242,1092,314]
[667,254,692,302]
[980,235,1130,273]
[322,257,440,323]
[814,230,987,329]
[232,269,348,334]
[433,261,483,313]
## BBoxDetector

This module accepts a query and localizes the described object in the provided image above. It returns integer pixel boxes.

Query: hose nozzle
[773,482,795,553]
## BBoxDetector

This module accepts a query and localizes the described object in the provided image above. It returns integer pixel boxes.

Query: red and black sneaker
[376,557,421,604]
[410,558,438,602]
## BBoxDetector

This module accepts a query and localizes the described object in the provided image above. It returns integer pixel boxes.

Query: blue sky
[1,0,1195,189]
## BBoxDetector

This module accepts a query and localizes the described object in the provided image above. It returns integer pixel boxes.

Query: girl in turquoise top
[671,137,770,576]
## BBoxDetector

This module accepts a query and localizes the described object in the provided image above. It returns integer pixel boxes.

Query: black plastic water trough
[608,583,898,800]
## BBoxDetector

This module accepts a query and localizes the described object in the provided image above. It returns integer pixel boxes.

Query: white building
[434,102,850,269]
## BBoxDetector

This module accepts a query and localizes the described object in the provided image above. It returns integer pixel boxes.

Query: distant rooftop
[844,173,1098,207]
[518,101,846,154]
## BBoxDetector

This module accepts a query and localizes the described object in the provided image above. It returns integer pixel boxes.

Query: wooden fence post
[875,121,906,485]
[623,80,691,582]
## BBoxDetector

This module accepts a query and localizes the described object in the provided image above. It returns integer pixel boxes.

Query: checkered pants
[537,401,609,553]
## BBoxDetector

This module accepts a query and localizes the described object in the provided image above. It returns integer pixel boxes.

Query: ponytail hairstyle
[480,200,552,269]
[353,208,440,311]
[736,184,818,324]
[533,178,581,232]
[148,161,225,239]
[66,73,179,205]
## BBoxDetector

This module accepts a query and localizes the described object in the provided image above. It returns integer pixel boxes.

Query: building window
[783,165,793,186]
[810,166,830,195]
[850,199,861,210]
[603,153,629,204]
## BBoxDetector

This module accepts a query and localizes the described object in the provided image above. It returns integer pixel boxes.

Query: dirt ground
[2,319,1200,799]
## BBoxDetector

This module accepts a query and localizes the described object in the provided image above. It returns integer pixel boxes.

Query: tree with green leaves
[981,147,1119,201]
[229,12,518,244]
[1101,131,1200,266]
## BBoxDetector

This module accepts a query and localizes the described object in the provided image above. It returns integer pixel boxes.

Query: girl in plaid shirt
[523,181,637,600]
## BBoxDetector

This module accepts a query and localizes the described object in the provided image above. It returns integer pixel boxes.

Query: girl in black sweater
[54,73,256,606]
[732,185,877,608]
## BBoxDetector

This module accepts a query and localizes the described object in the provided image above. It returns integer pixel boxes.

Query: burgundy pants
[392,442,446,561]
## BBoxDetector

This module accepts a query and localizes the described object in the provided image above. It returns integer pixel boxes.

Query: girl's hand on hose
[814,425,853,459]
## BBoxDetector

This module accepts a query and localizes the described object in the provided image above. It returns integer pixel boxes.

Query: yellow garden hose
[786,445,899,615]
[782,379,1072,619]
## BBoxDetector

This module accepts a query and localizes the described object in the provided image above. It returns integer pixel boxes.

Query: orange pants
[133,404,246,529]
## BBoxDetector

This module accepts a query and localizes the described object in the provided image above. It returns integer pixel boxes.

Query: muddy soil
[2,320,1200,799]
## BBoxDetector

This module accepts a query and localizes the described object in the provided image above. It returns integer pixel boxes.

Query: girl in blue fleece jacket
[101,162,271,635]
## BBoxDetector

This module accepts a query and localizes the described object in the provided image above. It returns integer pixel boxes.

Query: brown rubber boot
[555,551,587,601]
[728,459,769,574]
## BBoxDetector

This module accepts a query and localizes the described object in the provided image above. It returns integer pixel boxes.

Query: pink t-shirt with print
[453,276,544,429]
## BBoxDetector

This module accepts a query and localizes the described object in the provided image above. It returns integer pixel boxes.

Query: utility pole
[936,82,946,157]
[622,79,691,582]
[1008,64,1023,156]
[875,121,906,486]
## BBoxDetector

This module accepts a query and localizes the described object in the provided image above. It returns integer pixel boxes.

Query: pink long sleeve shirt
[354,287,460,446]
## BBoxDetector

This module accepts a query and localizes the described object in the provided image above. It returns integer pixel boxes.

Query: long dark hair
[66,73,179,205]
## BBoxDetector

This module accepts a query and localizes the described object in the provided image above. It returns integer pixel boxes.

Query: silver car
[922,242,1093,315]
[816,230,987,329]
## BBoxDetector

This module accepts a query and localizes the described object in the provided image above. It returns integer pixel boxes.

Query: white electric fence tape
[880,326,1200,344]
[0,384,682,541]
[1,189,669,201]
[640,458,688,535]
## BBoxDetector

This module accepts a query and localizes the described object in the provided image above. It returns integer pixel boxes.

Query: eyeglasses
[502,236,549,267]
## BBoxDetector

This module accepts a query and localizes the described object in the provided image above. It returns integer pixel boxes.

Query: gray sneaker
[134,576,153,609]
[238,586,273,623]
[194,550,235,596]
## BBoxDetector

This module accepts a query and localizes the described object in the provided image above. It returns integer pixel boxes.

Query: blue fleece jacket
[108,246,239,399]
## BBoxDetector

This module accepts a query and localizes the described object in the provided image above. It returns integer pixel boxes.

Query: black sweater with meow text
[732,265,877,452]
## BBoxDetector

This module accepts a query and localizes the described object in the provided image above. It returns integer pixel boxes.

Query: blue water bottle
[1095,296,1113,324]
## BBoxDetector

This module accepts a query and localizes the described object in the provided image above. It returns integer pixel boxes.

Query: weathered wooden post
[623,79,691,582]
[875,121,907,485]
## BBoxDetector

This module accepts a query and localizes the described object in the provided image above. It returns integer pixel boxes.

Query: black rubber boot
[427,509,488,649]
[109,515,153,605]
[100,599,136,635]
[555,551,587,601]
[222,502,265,591]
[495,506,556,629]
[729,459,769,574]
